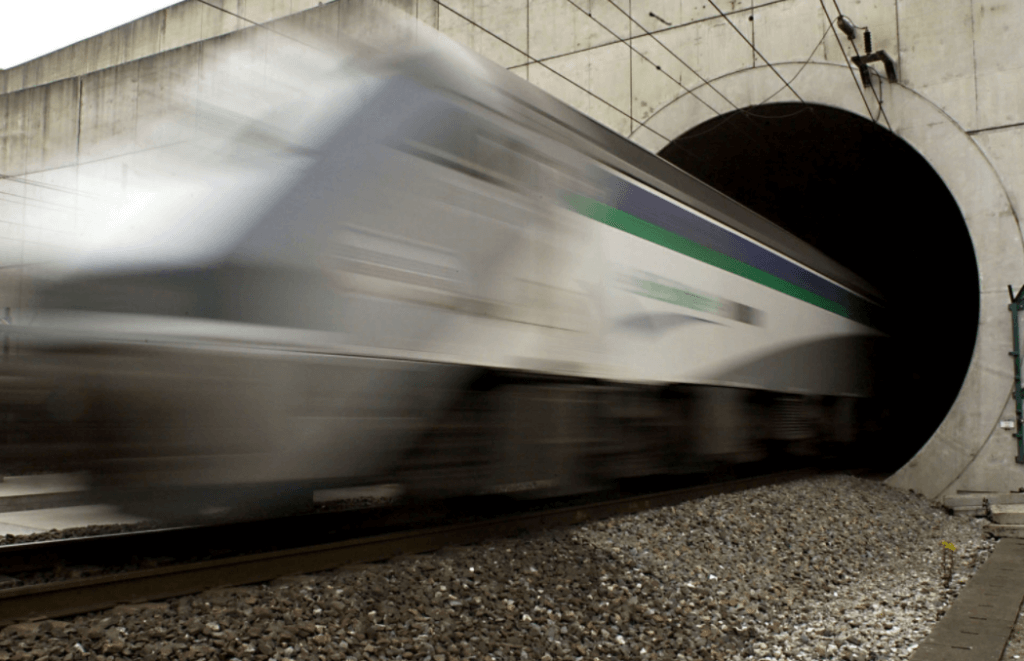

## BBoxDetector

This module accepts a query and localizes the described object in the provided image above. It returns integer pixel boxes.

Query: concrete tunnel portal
[659,103,980,471]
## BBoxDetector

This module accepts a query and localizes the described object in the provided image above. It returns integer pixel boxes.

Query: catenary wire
[605,0,832,118]
[200,0,676,146]
[706,0,806,103]
[634,19,834,149]
[831,0,892,130]
[817,0,880,128]
[433,0,675,144]
[559,0,726,119]
[699,1,848,176]
[752,21,833,109]
[600,0,742,113]
[0,174,93,197]
[603,0,830,121]
[562,0,810,156]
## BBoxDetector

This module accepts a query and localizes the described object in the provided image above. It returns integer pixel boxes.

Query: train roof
[388,41,885,306]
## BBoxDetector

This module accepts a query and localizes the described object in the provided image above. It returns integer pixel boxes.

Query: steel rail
[0,468,818,625]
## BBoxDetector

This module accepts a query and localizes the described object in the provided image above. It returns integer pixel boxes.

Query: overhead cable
[559,0,726,119]
[610,0,827,120]
[752,21,833,109]
[433,0,675,144]
[705,0,806,103]
[561,0,796,156]
[830,0,892,130]
[817,0,885,129]
[631,19,833,151]
[597,0,742,113]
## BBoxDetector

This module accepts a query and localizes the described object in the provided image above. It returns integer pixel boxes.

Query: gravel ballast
[0,475,994,661]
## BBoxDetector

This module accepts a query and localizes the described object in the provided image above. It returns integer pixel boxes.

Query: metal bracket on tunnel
[1007,285,1024,464]
[851,51,898,88]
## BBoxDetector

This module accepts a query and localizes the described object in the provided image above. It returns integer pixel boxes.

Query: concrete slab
[913,640,999,661]
[0,505,145,536]
[951,507,989,517]
[990,504,1024,525]
[945,492,1024,510]
[911,539,1024,661]
[985,524,1024,539]
[924,617,1014,657]
[989,494,1024,506]
[945,495,993,509]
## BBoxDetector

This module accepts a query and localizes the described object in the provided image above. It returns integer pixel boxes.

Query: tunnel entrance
[658,102,979,471]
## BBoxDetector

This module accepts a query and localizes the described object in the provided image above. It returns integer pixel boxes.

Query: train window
[333,225,464,294]
[475,132,535,190]
[397,109,541,194]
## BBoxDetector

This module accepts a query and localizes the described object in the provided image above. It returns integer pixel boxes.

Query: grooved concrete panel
[79,64,141,164]
[896,0,977,130]
[528,42,634,136]
[525,0,632,61]
[752,1,830,67]
[0,0,326,95]
[626,15,756,128]
[973,1,1024,129]
[976,127,1024,227]
[438,0,528,68]
[910,538,1024,661]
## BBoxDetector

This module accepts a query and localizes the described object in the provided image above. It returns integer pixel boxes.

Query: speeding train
[0,32,885,522]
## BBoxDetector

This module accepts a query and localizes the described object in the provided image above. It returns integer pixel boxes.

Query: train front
[0,46,499,523]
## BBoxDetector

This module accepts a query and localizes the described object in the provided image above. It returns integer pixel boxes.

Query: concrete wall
[0,0,339,94]
[3,0,1024,499]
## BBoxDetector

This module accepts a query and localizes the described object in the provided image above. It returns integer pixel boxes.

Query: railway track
[0,468,821,626]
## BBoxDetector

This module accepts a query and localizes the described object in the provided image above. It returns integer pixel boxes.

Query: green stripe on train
[562,193,850,319]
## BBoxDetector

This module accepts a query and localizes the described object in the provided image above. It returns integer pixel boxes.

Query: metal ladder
[1008,285,1024,463]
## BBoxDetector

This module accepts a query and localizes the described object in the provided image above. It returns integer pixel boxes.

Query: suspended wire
[817,0,880,128]
[705,0,806,103]
[0,174,89,197]
[830,0,892,130]
[599,0,741,113]
[0,191,77,212]
[563,0,815,157]
[0,194,77,216]
[688,5,839,176]
[752,21,833,109]
[870,68,886,123]
[433,1,674,144]
[198,0,677,149]
[558,0,725,121]
[613,0,827,120]
[633,19,834,148]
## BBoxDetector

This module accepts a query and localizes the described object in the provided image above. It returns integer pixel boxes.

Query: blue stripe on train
[592,168,863,311]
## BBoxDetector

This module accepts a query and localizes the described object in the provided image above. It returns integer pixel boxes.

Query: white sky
[0,1,181,69]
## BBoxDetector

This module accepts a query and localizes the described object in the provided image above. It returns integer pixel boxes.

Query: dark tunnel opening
[658,102,979,471]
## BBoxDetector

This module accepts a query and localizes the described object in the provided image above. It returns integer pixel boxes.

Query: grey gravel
[0,475,993,661]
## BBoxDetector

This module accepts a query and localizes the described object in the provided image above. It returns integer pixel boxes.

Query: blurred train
[0,31,886,522]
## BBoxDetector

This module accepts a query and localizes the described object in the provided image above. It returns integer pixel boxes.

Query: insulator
[837,16,856,40]
[864,29,873,54]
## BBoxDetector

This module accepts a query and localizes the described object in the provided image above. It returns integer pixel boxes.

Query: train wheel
[398,386,496,500]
